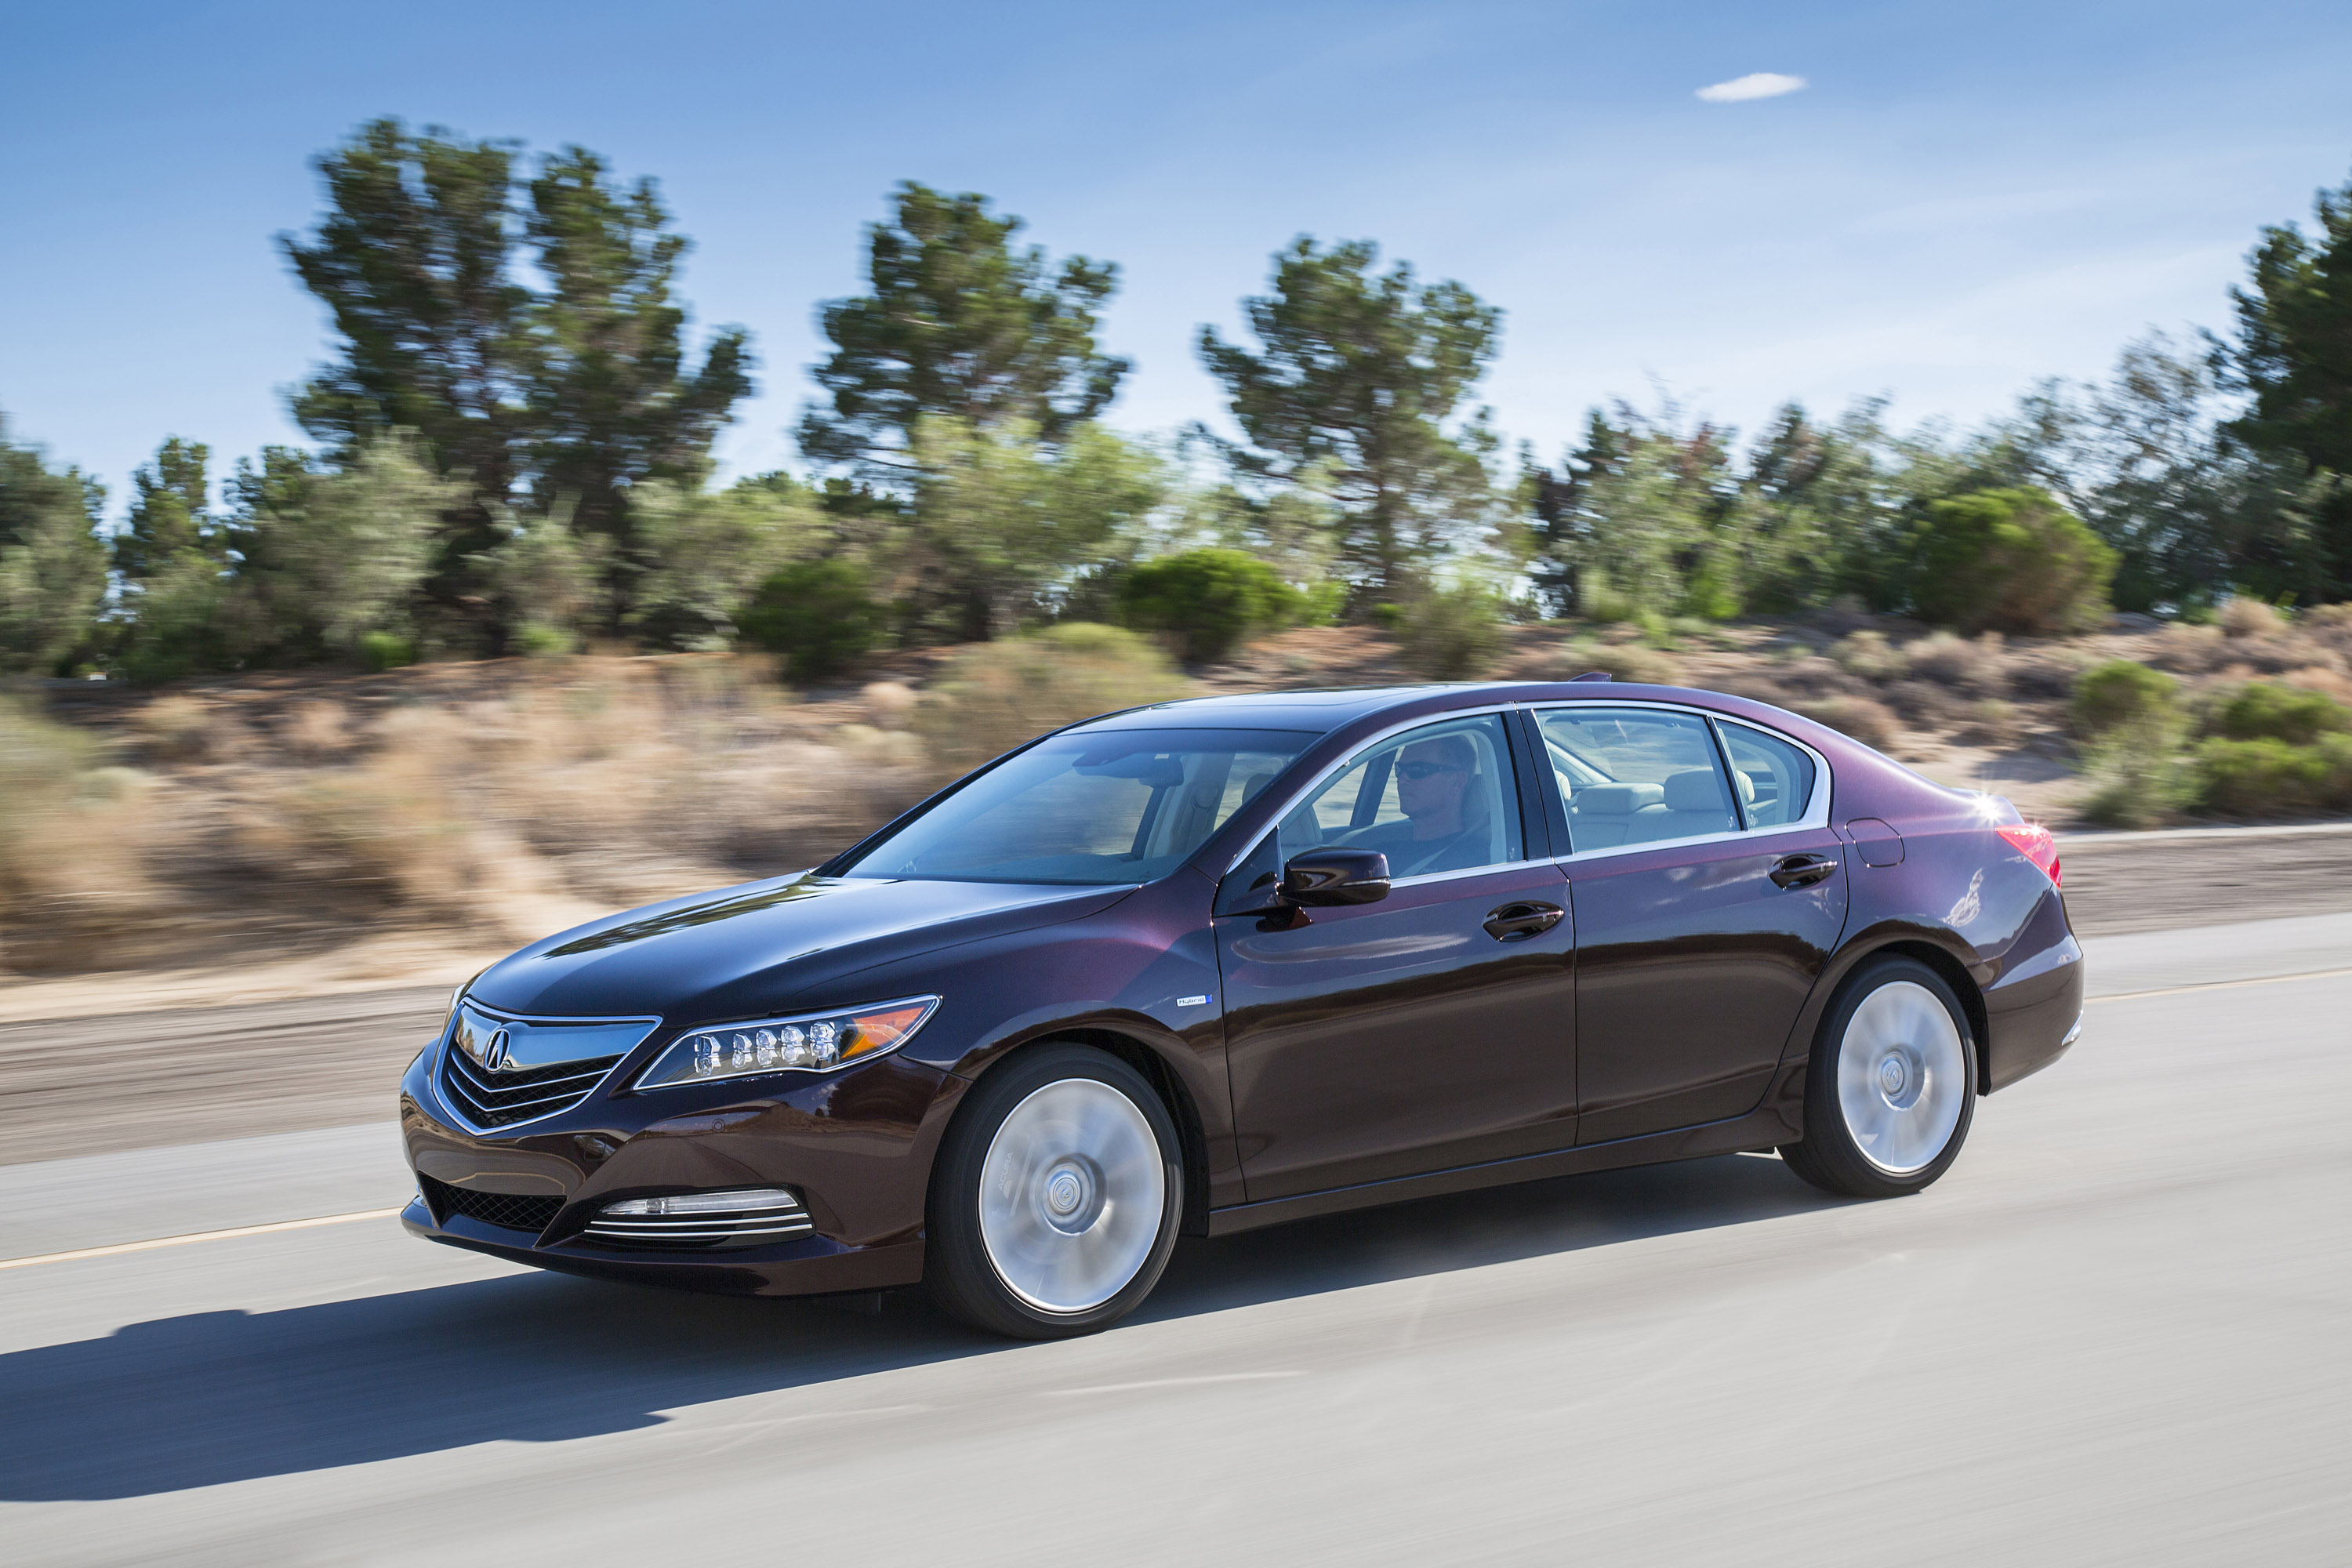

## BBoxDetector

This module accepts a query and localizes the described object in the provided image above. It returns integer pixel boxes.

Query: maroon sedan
[401,680,2082,1338]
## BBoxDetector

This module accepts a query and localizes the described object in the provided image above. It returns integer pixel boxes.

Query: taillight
[1996,822,2061,888]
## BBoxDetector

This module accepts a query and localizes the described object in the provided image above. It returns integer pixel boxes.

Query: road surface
[1,913,2347,1565]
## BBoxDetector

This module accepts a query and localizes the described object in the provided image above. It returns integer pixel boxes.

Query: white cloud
[1697,72,1807,103]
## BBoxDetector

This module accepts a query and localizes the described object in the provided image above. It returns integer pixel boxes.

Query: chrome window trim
[430,1000,661,1138]
[1526,699,1834,864]
[1214,702,1530,878]
[1214,696,1837,881]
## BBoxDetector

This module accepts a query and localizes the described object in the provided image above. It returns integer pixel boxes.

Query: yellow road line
[2089,967,2352,1004]
[0,1206,405,1272]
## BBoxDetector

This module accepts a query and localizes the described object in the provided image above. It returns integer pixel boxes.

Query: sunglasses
[1396,760,1465,780]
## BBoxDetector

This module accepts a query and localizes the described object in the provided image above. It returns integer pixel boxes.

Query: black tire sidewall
[925,1044,1184,1339]
[1796,955,1978,1199]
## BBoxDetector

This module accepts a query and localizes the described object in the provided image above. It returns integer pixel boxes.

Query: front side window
[837,728,1312,885]
[1538,707,1737,851]
[1275,714,1524,880]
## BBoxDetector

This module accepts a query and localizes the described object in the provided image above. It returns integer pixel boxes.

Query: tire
[1779,955,1977,1199]
[925,1044,1183,1339]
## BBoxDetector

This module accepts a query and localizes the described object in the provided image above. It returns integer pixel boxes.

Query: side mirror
[1280,848,1391,906]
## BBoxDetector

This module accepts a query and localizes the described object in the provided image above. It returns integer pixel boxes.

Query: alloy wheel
[1835,978,1968,1175]
[977,1078,1168,1314]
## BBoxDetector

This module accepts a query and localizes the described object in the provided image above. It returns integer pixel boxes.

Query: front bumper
[399,1033,964,1298]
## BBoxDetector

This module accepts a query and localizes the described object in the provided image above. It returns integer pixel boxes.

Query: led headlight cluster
[636,996,940,1090]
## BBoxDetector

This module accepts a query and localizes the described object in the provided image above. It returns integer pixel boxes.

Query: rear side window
[1537,708,1738,851]
[1716,721,1817,829]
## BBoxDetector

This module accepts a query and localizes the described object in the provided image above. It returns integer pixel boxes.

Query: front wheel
[1780,955,1977,1199]
[926,1044,1181,1339]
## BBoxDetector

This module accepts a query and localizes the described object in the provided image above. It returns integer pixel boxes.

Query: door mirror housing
[1280,848,1391,906]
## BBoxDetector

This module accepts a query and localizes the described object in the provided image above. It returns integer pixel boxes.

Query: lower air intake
[422,1174,563,1236]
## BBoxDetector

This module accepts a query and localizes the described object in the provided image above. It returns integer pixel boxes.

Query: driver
[1341,733,1493,876]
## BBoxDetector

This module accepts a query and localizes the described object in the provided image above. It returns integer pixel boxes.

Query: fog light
[637,996,941,1089]
[601,1188,804,1217]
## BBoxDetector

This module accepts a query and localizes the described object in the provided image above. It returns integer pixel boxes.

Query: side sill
[1203,1101,1802,1239]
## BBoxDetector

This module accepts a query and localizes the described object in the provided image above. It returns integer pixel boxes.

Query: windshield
[837,728,1316,885]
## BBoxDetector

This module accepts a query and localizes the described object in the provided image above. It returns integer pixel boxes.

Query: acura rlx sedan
[401,678,2082,1338]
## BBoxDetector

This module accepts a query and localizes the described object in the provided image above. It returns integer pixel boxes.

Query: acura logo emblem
[482,1028,512,1072]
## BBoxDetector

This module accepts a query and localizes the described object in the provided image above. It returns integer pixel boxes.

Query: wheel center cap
[1879,1054,1910,1097]
[1045,1170,1084,1215]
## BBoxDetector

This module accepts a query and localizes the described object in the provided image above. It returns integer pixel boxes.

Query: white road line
[1040,1372,1307,1397]
[0,1206,405,1272]
[2089,967,2352,1004]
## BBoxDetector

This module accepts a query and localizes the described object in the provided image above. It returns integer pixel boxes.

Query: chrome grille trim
[430,1004,662,1135]
[436,1047,624,1132]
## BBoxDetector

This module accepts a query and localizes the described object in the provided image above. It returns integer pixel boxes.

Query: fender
[1778,915,1994,1090]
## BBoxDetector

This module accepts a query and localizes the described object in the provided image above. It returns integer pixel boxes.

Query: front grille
[438,1046,620,1130]
[422,1174,563,1236]
[581,1194,815,1250]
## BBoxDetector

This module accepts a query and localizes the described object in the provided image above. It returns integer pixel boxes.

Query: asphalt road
[2,913,2348,1566]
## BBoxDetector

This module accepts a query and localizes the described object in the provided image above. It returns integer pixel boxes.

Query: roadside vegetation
[6,119,2352,978]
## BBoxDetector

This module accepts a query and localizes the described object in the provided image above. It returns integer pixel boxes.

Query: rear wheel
[926,1044,1181,1339]
[1780,956,1976,1198]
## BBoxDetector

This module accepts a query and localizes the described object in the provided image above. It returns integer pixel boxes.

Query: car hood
[466,873,1133,1024]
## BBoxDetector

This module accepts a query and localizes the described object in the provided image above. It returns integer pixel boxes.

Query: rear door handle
[1483,902,1565,942]
[1769,853,1838,889]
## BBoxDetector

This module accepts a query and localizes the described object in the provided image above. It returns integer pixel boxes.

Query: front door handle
[1483,901,1566,942]
[1769,853,1838,889]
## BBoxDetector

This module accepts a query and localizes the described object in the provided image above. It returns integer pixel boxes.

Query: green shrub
[359,631,415,672]
[2194,734,2352,818]
[2210,681,2351,746]
[2078,713,2196,828]
[2071,661,2179,739]
[1908,486,2117,635]
[1401,586,1508,680]
[914,623,1192,777]
[1119,548,1305,662]
[738,559,884,680]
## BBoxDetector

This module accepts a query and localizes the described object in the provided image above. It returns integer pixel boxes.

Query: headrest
[1733,768,1759,804]
[1663,768,1726,813]
[1576,782,1664,815]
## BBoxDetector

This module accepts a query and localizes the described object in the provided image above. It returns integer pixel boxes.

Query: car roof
[1069,681,1751,737]
[1070,686,1467,733]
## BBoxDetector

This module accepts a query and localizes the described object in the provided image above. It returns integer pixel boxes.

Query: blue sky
[4,0,2349,517]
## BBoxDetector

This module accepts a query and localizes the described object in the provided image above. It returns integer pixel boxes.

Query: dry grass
[15,601,2352,982]
[913,624,1194,777]
[0,699,163,973]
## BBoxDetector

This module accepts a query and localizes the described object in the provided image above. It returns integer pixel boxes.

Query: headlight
[634,996,941,1090]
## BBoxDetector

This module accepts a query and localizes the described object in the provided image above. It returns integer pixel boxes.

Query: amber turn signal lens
[844,1004,931,1058]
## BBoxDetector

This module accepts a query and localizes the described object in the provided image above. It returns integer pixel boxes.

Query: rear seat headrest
[1575,782,1664,815]
[1662,768,1727,812]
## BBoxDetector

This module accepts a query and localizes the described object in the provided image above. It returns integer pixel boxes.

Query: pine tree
[1198,238,1504,602]
[800,183,1127,480]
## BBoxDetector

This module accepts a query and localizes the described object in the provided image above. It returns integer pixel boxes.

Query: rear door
[1534,706,1848,1145]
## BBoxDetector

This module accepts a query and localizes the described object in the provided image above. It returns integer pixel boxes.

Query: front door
[1532,706,1849,1145]
[1216,713,1579,1201]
